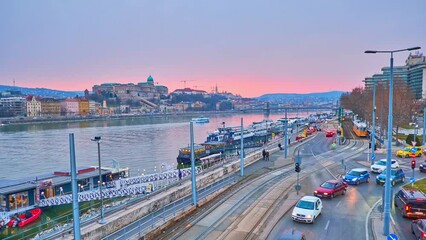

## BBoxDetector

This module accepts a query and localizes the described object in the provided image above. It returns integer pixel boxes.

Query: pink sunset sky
[0,1,425,98]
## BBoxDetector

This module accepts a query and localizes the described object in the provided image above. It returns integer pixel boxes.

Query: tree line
[340,79,425,138]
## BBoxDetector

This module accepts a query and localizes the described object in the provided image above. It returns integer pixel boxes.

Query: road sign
[412,141,417,147]
[295,184,301,191]
[410,177,415,183]
[371,155,376,161]
[411,147,417,153]
[387,233,398,240]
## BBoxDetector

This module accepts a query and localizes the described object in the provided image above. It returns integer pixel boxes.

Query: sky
[0,1,425,98]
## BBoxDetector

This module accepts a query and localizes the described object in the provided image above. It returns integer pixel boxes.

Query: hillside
[0,85,83,98]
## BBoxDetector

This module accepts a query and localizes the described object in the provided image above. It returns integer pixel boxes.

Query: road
[269,132,426,240]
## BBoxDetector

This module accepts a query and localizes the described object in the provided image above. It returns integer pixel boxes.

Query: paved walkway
[369,200,398,240]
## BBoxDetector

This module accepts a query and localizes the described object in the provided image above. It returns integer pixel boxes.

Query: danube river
[0,112,317,180]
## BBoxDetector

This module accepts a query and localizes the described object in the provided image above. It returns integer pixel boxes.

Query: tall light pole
[365,46,421,236]
[91,136,106,224]
[284,108,288,158]
[423,107,426,146]
[371,81,377,164]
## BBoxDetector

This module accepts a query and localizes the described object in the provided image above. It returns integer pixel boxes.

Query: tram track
[159,135,368,240]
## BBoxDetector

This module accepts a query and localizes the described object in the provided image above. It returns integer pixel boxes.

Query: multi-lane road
[156,125,426,240]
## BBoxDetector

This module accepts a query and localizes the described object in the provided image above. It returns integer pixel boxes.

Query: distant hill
[0,85,83,98]
[257,91,345,103]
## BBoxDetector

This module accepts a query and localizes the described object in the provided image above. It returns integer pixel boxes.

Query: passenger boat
[7,208,42,228]
[177,145,209,166]
[176,121,272,165]
[191,117,210,123]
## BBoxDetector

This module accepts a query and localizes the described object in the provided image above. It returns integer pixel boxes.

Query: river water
[0,112,317,180]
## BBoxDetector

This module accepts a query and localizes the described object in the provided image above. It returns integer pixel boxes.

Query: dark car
[313,179,348,198]
[279,229,306,240]
[376,168,405,186]
[394,189,426,218]
[420,161,426,172]
[412,219,426,239]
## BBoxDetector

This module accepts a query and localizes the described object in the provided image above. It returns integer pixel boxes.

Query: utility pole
[69,133,81,240]
[190,122,198,206]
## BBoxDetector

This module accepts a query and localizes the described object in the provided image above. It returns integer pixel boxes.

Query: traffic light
[411,160,416,169]
[295,163,301,172]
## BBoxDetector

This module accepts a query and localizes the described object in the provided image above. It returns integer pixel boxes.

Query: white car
[291,196,322,223]
[370,159,399,173]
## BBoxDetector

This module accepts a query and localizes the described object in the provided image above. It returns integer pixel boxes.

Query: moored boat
[7,208,42,228]
[191,117,210,123]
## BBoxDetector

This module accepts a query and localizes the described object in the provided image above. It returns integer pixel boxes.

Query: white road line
[336,200,342,208]
[325,220,330,230]
[390,214,395,226]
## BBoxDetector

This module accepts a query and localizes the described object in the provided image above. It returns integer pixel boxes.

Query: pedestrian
[288,139,291,145]
[262,149,266,160]
[278,143,282,150]
[178,169,182,184]
[266,151,270,161]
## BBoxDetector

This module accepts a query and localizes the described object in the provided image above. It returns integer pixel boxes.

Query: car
[296,135,304,141]
[279,229,306,240]
[396,146,422,158]
[419,161,426,172]
[370,159,399,173]
[291,196,322,223]
[395,189,426,218]
[325,131,335,137]
[411,219,426,239]
[343,168,370,185]
[376,168,405,186]
[313,179,348,198]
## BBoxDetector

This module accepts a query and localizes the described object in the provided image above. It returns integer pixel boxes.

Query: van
[394,189,426,218]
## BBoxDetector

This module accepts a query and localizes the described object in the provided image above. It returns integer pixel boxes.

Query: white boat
[232,129,255,140]
[192,117,210,123]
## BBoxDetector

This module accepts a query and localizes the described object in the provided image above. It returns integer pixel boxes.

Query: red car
[296,135,304,141]
[313,179,348,198]
[325,131,335,137]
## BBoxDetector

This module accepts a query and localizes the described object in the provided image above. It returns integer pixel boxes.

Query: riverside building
[364,52,426,99]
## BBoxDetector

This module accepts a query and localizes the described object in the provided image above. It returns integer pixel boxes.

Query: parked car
[291,196,322,223]
[296,135,304,141]
[370,159,399,173]
[343,168,370,185]
[313,179,348,198]
[411,219,426,239]
[395,189,426,218]
[396,146,422,158]
[376,168,405,186]
[325,131,335,137]
[279,229,306,240]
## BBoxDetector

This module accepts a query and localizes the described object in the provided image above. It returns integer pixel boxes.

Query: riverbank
[0,110,264,126]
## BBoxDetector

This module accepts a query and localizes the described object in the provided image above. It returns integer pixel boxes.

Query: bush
[406,134,421,146]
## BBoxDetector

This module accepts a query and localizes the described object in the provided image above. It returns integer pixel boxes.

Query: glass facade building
[364,53,426,99]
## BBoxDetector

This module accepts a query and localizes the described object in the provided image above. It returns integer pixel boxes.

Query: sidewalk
[369,200,399,240]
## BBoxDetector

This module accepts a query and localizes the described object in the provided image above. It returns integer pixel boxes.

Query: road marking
[390,214,395,226]
[325,220,330,230]
[336,200,341,208]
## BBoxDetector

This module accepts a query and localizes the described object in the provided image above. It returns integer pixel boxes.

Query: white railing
[38,167,203,207]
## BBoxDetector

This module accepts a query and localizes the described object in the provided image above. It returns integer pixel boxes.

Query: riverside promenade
[55,132,307,240]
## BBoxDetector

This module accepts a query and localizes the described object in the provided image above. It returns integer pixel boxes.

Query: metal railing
[103,176,236,240]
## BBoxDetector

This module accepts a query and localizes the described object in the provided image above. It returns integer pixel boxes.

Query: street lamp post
[371,81,377,164]
[91,136,106,224]
[423,107,426,146]
[365,46,421,236]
